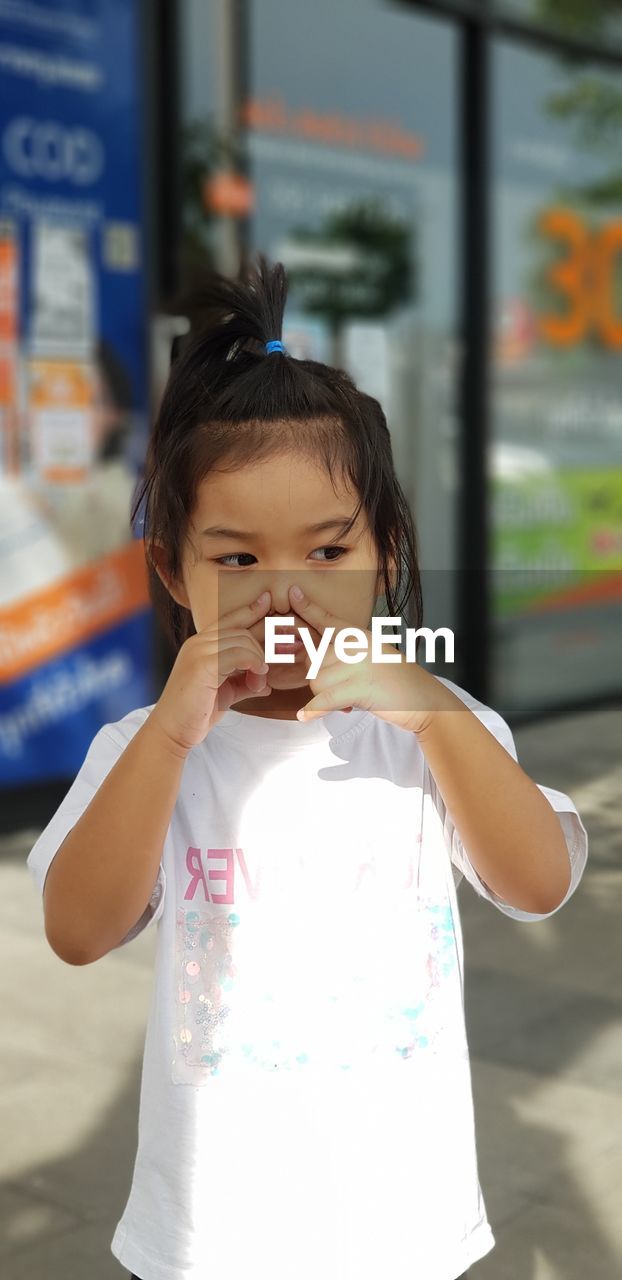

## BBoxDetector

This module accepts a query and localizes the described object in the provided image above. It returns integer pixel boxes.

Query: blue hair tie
[265,339,285,354]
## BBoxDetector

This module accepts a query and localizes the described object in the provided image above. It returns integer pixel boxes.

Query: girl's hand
[288,585,456,737]
[150,591,274,755]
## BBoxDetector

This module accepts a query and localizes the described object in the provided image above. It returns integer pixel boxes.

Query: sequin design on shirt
[172,907,237,1084]
[394,900,461,1057]
[171,893,463,1086]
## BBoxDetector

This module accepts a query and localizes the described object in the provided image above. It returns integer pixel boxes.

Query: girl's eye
[214,553,257,568]
[310,545,348,562]
[214,546,348,568]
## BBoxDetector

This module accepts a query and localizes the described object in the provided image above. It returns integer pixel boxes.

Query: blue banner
[0,0,155,785]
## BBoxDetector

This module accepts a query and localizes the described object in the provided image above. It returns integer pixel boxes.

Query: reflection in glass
[490,38,622,713]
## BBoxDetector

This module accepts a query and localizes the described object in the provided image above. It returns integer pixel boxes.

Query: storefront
[176,0,622,721]
[2,0,621,812]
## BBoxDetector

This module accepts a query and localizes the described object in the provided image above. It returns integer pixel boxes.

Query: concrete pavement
[1,703,620,1279]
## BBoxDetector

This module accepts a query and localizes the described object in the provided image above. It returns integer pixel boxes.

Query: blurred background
[1,0,621,811]
[1,2,621,1278]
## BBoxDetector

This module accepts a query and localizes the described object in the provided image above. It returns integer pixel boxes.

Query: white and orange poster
[0,0,153,784]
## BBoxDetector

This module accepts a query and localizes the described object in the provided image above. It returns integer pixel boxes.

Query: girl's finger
[288,585,353,642]
[217,670,271,714]
[215,641,270,677]
[235,675,272,700]
[297,679,362,722]
[199,589,272,636]
[299,641,343,676]
[304,658,363,696]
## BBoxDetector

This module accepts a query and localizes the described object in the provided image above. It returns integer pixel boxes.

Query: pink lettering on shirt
[181,841,419,903]
[183,847,261,903]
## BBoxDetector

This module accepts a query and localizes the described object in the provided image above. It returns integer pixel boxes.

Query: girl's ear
[149,540,192,611]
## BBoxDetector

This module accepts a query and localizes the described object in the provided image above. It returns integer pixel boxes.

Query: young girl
[27,254,588,1280]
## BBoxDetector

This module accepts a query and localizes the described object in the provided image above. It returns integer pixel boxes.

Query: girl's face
[153,451,392,718]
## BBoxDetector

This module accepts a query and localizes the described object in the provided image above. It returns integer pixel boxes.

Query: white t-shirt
[26,675,588,1280]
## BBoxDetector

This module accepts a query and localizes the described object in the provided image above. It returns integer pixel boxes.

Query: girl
[27,254,588,1280]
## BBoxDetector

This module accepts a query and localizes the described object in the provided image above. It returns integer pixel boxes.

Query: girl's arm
[416,705,572,915]
[43,714,188,965]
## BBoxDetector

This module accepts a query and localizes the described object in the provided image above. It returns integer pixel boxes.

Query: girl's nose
[265,582,296,616]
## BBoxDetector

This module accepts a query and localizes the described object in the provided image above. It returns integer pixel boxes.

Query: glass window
[493,1,622,51]
[180,0,460,662]
[489,37,622,714]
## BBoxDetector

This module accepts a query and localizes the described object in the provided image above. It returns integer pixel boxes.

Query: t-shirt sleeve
[25,721,166,951]
[426,677,588,923]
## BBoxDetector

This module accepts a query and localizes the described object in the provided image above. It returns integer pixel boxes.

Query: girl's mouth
[266,621,311,656]
[272,639,305,654]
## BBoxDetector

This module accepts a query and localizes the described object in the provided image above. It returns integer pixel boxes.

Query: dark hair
[131,251,423,655]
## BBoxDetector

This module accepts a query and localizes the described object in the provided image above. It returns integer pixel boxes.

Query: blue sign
[0,0,155,786]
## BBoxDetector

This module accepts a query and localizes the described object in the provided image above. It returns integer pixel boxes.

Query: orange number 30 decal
[537,207,622,349]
